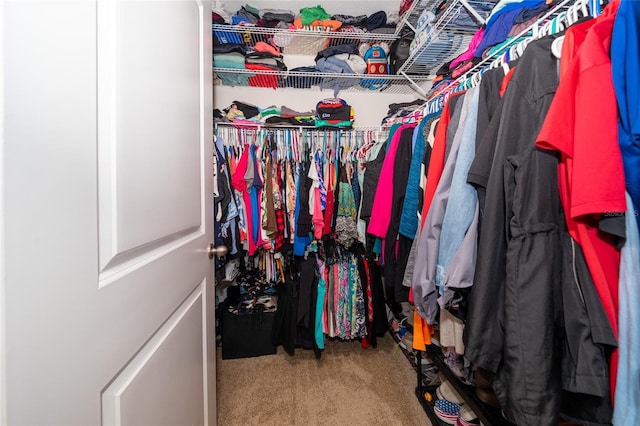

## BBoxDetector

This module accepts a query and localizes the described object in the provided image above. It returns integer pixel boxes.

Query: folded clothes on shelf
[285,66,323,89]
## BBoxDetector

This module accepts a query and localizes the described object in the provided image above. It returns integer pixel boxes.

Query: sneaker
[225,259,240,280]
[390,319,401,333]
[444,350,475,386]
[456,405,481,426]
[436,380,465,405]
[434,399,461,425]
[398,329,413,351]
[422,364,441,387]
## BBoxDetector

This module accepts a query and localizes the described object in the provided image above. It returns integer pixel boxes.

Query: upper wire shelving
[213,23,432,95]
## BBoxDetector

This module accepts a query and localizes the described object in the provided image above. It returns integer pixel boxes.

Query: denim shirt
[436,87,480,305]
[413,89,474,323]
[613,193,640,425]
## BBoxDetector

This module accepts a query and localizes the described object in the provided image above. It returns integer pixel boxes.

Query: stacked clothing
[245,41,287,88]
[218,102,320,126]
[380,99,425,127]
[428,0,550,90]
[217,101,262,124]
[256,8,295,28]
[293,5,343,30]
[473,0,548,57]
[331,14,368,28]
[260,105,316,126]
[213,43,249,86]
[285,66,323,89]
[315,44,366,95]
[449,2,547,87]
[216,4,294,28]
[315,98,354,128]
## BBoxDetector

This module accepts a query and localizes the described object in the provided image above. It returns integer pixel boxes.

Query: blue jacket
[612,0,640,228]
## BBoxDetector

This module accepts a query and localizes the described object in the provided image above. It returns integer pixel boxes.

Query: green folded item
[315,119,353,128]
[300,5,330,25]
[260,105,281,121]
[244,4,260,17]
[213,53,246,69]
[215,72,251,87]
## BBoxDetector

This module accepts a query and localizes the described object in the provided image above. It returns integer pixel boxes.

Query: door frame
[0,0,7,422]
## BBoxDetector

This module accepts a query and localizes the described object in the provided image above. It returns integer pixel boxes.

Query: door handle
[207,244,228,259]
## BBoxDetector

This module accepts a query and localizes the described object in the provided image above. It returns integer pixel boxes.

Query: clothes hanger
[473,70,483,87]
[553,12,567,32]
[291,130,298,163]
[508,42,519,60]
[516,37,529,56]
[570,2,580,25]
[547,14,565,61]
[587,0,598,18]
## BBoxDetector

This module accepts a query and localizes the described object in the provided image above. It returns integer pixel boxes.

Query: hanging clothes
[218,126,389,357]
[536,1,626,404]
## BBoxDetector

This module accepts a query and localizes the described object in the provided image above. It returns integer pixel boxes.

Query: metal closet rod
[214,122,388,132]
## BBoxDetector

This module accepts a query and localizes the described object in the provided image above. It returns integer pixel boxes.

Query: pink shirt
[367,124,414,238]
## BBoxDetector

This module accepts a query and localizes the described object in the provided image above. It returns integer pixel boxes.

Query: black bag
[389,37,413,74]
[221,306,277,359]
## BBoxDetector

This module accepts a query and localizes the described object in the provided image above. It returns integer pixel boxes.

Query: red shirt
[420,92,466,228]
[536,0,624,398]
[499,66,516,97]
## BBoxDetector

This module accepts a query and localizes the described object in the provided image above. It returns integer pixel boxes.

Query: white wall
[0,0,6,423]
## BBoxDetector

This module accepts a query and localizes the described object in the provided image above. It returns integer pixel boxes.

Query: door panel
[98,0,204,276]
[102,284,205,426]
[2,1,215,425]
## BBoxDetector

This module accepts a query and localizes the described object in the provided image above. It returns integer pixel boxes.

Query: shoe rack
[416,345,516,426]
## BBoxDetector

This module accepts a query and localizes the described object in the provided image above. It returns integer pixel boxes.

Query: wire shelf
[213,67,432,95]
[424,0,576,103]
[398,0,497,75]
[213,24,399,55]
[215,122,389,132]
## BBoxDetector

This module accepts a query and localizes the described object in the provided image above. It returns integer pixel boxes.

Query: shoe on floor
[436,379,465,405]
[444,350,475,386]
[474,367,494,389]
[422,363,441,387]
[476,386,501,408]
[398,330,413,351]
[456,404,481,426]
[434,399,461,425]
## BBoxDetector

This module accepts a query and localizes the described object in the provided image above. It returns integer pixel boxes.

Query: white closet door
[2,1,215,425]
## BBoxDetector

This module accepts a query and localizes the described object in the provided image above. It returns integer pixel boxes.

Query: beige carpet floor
[216,334,431,426]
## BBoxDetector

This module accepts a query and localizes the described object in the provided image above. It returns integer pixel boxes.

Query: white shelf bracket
[400,70,428,98]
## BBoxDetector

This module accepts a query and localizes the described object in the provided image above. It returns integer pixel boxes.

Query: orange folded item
[293,17,342,30]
